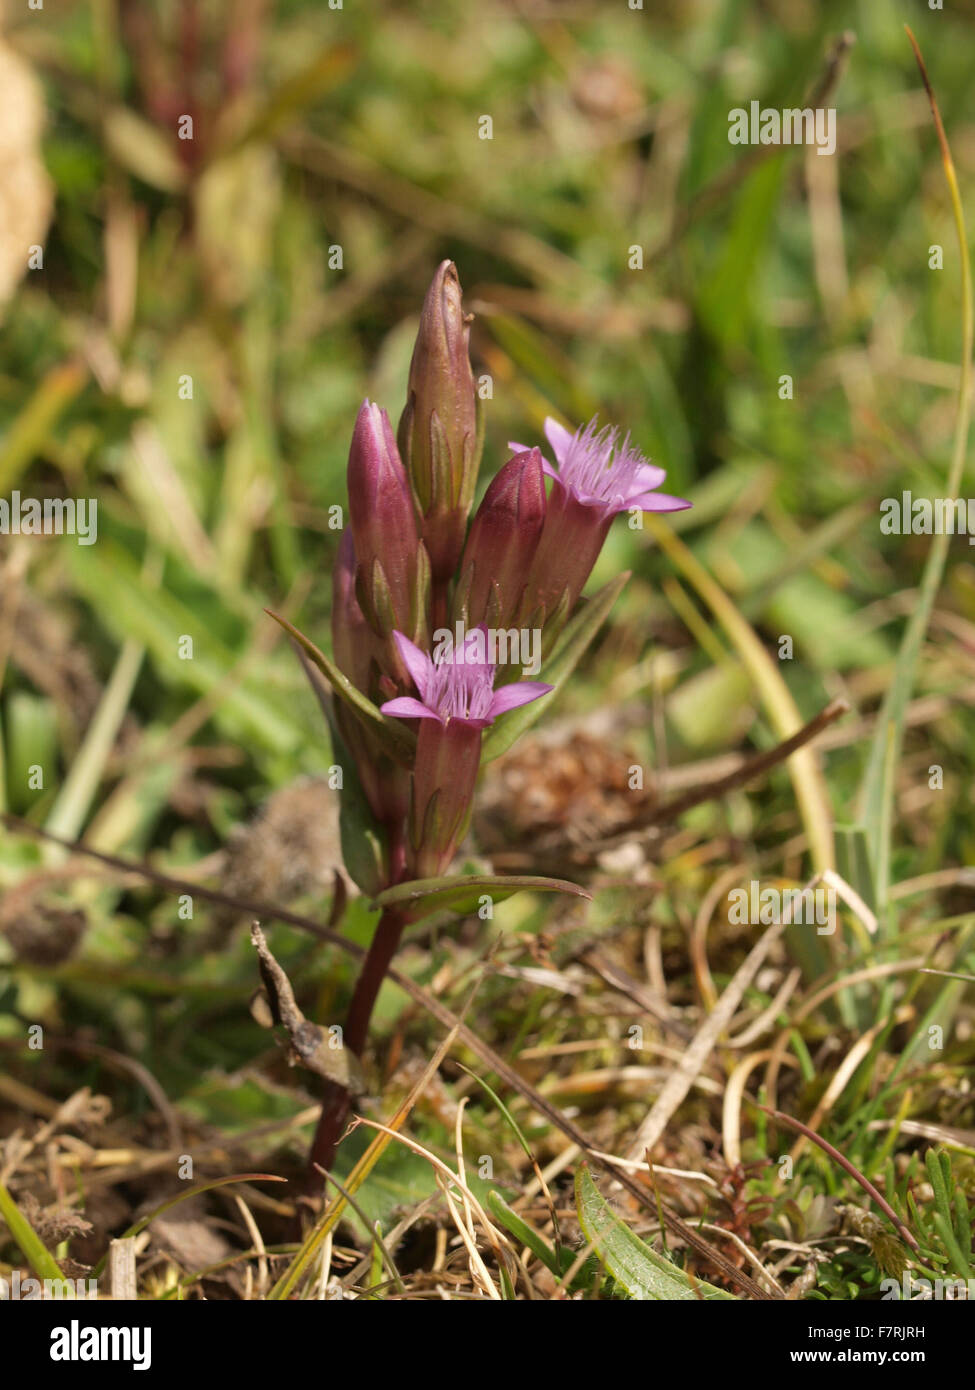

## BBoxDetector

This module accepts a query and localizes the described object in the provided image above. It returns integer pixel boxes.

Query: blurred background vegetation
[1,0,974,1299]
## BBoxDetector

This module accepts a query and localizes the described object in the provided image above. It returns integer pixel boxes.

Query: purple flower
[512,414,690,625]
[381,630,551,875]
[515,416,690,520]
[381,630,551,728]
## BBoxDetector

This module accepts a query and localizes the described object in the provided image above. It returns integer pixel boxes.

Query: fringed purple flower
[536,417,689,518]
[514,414,691,624]
[381,629,551,875]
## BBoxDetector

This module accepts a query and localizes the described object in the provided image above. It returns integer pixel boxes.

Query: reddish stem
[307,906,407,1176]
[307,825,410,1179]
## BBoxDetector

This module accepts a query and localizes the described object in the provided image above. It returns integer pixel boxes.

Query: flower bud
[347,400,430,682]
[518,480,614,626]
[397,261,478,583]
[453,448,546,630]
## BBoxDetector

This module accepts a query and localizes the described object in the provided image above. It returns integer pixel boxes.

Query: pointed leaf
[575,1168,737,1301]
[374,872,590,924]
[0,1182,66,1284]
[267,609,415,762]
[487,1190,583,1285]
[290,640,388,896]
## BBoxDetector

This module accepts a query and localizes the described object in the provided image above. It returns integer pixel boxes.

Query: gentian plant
[270,261,690,1177]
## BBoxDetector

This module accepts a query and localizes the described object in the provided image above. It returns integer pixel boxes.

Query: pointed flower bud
[348,399,421,626]
[453,448,546,629]
[381,629,551,876]
[398,261,478,583]
[516,415,691,619]
[347,400,430,685]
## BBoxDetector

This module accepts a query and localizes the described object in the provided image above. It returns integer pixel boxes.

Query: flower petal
[629,491,693,513]
[380,696,442,722]
[543,417,575,462]
[391,630,434,695]
[488,681,554,718]
[631,462,668,491]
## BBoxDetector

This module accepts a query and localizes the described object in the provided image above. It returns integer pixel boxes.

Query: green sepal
[428,408,452,510]
[409,539,432,645]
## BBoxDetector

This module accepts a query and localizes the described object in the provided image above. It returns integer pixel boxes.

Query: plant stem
[343,906,408,1057]
[307,905,407,1176]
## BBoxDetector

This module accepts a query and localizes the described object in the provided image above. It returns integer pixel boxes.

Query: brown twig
[636,697,850,831]
[757,1104,919,1252]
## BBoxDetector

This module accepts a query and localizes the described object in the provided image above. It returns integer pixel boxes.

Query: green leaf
[487,1190,582,1284]
[575,1168,737,1301]
[925,1148,952,1225]
[373,872,590,924]
[856,40,974,919]
[69,542,297,756]
[323,704,388,897]
[481,572,630,763]
[835,825,877,916]
[0,1182,67,1285]
[287,639,388,895]
[696,156,786,349]
[267,610,416,762]
[0,363,86,495]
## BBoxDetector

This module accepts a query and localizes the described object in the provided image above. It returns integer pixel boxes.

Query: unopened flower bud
[347,399,430,682]
[397,261,478,584]
[453,448,546,630]
[331,529,410,836]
